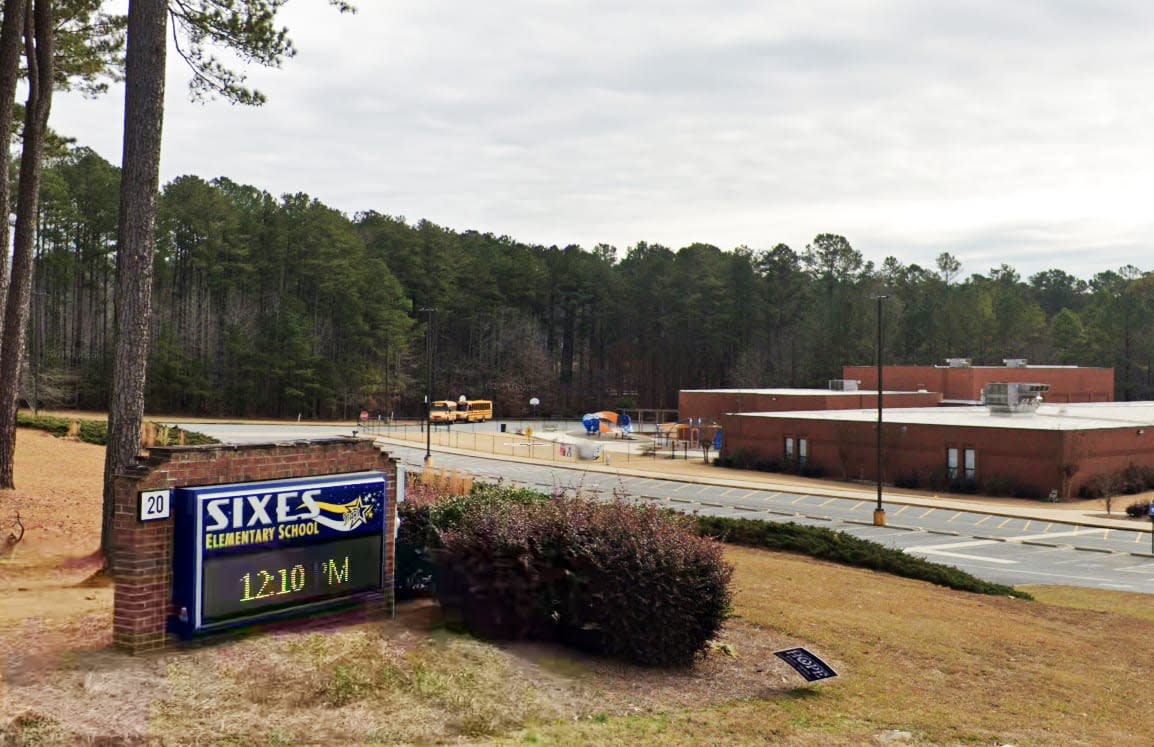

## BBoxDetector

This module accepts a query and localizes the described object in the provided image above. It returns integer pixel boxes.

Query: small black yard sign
[774,647,838,682]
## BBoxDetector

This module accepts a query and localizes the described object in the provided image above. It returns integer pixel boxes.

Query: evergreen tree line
[24,145,1154,420]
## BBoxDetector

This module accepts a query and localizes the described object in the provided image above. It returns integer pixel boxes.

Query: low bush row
[1082,464,1154,500]
[885,468,1044,500]
[714,449,826,478]
[716,450,1043,497]
[693,515,1032,600]
[17,412,108,444]
[16,412,217,447]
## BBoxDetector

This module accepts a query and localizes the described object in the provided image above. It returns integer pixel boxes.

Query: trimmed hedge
[714,449,826,477]
[397,482,548,549]
[16,412,217,447]
[436,497,734,667]
[694,515,1032,600]
[17,412,80,438]
[16,413,112,445]
[395,482,550,597]
[1126,499,1152,518]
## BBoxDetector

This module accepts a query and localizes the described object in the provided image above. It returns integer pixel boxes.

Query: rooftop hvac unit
[945,358,971,368]
[1003,358,1028,368]
[828,379,860,391]
[981,382,1049,414]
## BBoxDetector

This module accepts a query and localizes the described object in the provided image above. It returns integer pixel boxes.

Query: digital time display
[171,471,388,635]
[202,535,382,620]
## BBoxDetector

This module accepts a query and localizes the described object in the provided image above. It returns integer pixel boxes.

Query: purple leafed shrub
[435,497,734,667]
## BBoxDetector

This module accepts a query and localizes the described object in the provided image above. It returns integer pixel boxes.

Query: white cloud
[50,0,1154,279]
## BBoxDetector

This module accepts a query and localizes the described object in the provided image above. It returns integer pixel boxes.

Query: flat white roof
[731,401,1154,431]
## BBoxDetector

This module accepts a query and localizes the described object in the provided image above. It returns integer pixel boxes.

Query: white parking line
[1011,528,1107,543]
[908,549,1018,565]
[904,537,1020,564]
[907,527,1111,566]
[906,538,1000,552]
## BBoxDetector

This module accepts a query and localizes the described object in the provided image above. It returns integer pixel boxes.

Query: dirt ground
[0,429,111,684]
[0,427,106,582]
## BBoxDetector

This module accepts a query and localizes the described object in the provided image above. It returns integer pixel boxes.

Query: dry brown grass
[497,546,1154,746]
[7,548,1154,745]
[0,593,800,745]
[147,624,577,744]
[419,467,475,497]
[140,421,187,448]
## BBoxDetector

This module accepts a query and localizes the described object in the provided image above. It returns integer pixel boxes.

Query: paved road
[171,422,1154,594]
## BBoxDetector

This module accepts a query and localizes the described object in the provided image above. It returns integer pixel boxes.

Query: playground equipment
[581,411,633,436]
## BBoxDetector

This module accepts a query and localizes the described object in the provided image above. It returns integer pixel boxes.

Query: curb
[373,433,1148,533]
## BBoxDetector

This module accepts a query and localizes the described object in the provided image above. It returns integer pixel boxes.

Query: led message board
[171,471,387,636]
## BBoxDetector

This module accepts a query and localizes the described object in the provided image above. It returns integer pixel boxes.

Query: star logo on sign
[343,498,372,529]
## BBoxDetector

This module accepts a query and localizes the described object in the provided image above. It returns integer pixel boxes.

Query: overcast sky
[48,0,1154,280]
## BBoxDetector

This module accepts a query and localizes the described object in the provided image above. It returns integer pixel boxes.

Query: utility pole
[874,294,889,527]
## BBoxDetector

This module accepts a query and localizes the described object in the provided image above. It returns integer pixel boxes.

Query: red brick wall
[845,366,1115,402]
[718,412,1151,499]
[679,390,942,422]
[112,438,398,653]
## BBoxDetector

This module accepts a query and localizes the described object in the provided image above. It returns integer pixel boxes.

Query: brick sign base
[111,437,397,653]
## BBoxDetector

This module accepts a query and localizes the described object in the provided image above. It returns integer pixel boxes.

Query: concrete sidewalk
[372,431,1152,533]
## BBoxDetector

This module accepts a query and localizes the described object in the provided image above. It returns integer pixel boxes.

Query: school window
[798,438,809,466]
[784,437,794,460]
[963,448,976,480]
[947,447,977,480]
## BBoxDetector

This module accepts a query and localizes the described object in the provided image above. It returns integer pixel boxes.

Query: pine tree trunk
[0,0,53,489]
[100,0,167,565]
[0,0,26,318]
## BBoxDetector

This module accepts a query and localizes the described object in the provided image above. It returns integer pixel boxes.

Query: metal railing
[358,418,709,464]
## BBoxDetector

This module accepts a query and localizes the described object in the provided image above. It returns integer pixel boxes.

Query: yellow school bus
[429,400,457,423]
[455,399,493,423]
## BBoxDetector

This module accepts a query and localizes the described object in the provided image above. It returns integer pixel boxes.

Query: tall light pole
[874,294,889,527]
[419,307,436,465]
